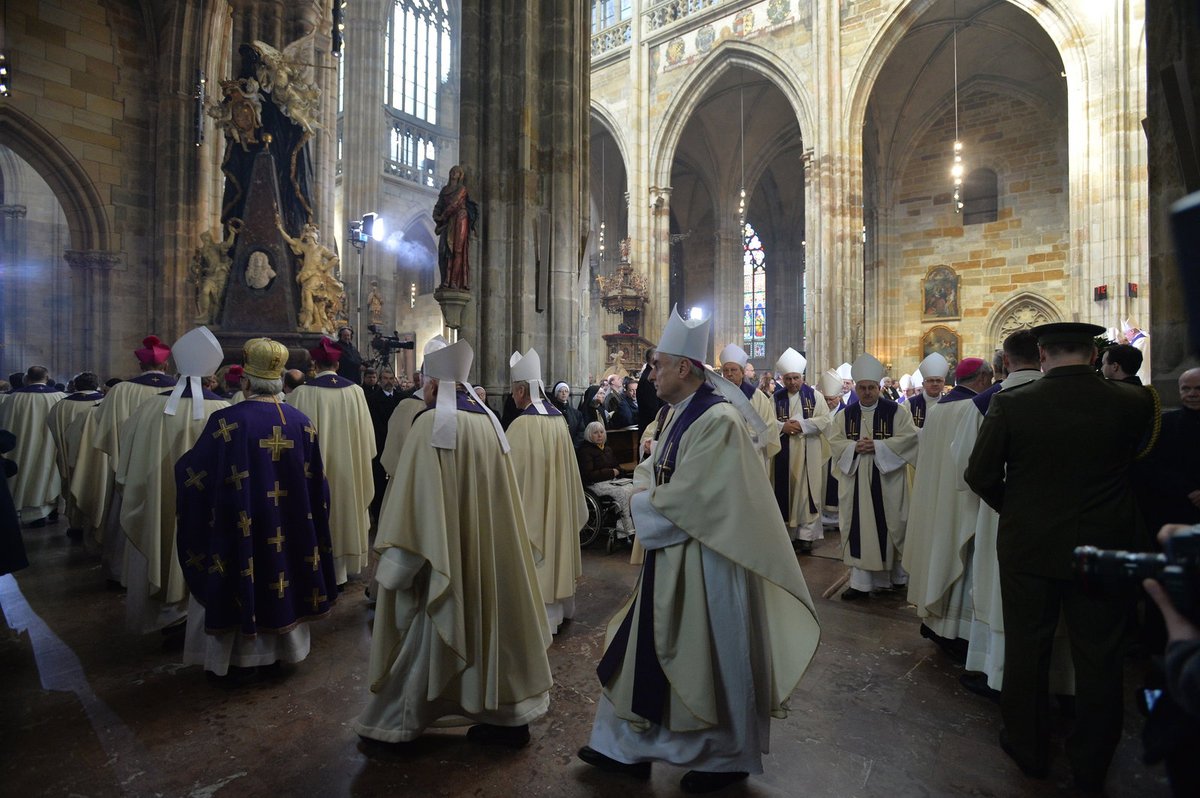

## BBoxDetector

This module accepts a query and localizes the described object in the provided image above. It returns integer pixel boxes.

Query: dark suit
[964,363,1155,785]
[636,365,661,435]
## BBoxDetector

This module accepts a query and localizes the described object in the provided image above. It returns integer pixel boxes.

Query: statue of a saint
[192,221,241,322]
[432,165,477,290]
[277,215,341,332]
[367,281,384,324]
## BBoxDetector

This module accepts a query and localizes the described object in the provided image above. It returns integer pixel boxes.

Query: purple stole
[842,398,900,560]
[772,385,818,520]
[971,382,1002,414]
[937,385,977,405]
[129,373,177,388]
[907,393,929,428]
[310,373,355,389]
[12,383,60,394]
[596,383,726,724]
[739,379,757,400]
[65,391,104,402]
[520,399,562,417]
[158,384,224,401]
[416,388,491,422]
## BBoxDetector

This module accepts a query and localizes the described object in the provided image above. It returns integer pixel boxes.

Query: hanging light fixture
[598,137,606,260]
[738,76,746,229]
[950,2,964,213]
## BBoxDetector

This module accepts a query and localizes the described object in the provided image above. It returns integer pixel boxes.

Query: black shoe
[998,729,1048,779]
[793,539,813,554]
[920,624,968,664]
[680,770,749,794]
[841,587,870,601]
[25,517,47,528]
[48,509,59,523]
[958,672,1001,702]
[65,527,84,541]
[577,746,651,779]
[466,723,530,749]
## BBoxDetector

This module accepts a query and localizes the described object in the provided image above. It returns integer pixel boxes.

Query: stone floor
[0,524,1172,798]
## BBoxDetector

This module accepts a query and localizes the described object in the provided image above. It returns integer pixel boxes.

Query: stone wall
[875,88,1069,373]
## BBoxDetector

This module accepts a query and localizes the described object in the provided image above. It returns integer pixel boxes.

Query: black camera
[1074,526,1200,623]
[368,324,414,353]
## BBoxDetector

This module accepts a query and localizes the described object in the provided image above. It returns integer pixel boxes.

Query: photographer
[1142,523,1200,796]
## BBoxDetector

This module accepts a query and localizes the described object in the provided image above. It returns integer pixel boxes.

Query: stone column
[713,219,742,359]
[64,251,121,375]
[458,1,588,389]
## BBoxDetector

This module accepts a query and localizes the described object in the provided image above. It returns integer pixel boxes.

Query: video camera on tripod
[368,324,414,354]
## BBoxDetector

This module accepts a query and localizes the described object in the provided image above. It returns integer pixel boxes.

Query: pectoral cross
[309,587,327,611]
[304,546,320,572]
[259,426,294,461]
[237,511,252,537]
[225,465,249,490]
[267,527,285,553]
[184,468,207,491]
[655,440,675,486]
[212,419,239,443]
[273,572,289,599]
[267,481,288,507]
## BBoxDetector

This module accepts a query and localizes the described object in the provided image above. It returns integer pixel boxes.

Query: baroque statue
[277,214,341,333]
[433,165,478,290]
[190,220,242,322]
[367,281,384,324]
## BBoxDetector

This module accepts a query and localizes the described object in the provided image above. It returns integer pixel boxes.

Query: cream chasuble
[0,387,64,518]
[506,406,588,634]
[748,388,781,469]
[829,400,919,573]
[117,391,229,633]
[67,407,112,544]
[287,373,377,584]
[770,388,833,530]
[355,406,552,743]
[46,393,102,526]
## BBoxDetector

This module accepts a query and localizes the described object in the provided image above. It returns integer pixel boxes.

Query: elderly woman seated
[575,421,636,540]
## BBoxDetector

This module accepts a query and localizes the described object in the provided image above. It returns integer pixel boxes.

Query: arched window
[385,1,451,124]
[962,167,998,226]
[743,221,767,358]
[591,0,632,33]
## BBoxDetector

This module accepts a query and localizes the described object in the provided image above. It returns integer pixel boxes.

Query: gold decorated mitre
[242,337,289,378]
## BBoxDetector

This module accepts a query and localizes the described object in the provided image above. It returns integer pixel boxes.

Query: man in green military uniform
[964,322,1157,795]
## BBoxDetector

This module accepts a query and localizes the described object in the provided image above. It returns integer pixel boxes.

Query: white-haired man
[771,348,833,553]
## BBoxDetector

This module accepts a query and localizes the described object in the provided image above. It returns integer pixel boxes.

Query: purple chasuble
[971,382,1002,414]
[772,384,818,520]
[520,399,562,417]
[310,373,355,389]
[12,384,61,394]
[65,391,104,402]
[596,382,726,724]
[842,398,900,560]
[175,401,337,635]
[936,385,977,405]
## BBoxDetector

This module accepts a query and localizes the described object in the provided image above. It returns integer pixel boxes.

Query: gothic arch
[984,291,1064,349]
[649,40,815,191]
[846,0,1090,145]
[0,106,113,254]
[590,100,630,175]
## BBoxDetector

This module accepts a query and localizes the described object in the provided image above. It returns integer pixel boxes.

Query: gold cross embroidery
[309,587,327,611]
[185,550,205,571]
[212,418,239,443]
[237,511,252,537]
[240,557,254,580]
[259,426,294,461]
[267,527,285,553]
[304,546,320,572]
[273,572,290,598]
[184,467,207,491]
[654,440,675,486]
[208,553,226,575]
[303,424,316,443]
[225,465,249,490]
[267,481,288,506]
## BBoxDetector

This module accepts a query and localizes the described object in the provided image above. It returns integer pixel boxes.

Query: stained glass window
[743,221,766,358]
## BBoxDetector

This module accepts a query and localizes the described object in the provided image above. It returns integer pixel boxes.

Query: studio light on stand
[349,211,379,344]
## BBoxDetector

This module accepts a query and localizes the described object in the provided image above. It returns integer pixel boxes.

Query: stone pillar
[713,220,742,360]
[64,250,121,375]
[458,1,588,389]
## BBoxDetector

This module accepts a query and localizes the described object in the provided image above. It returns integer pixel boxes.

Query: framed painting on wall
[922,325,961,371]
[922,265,961,321]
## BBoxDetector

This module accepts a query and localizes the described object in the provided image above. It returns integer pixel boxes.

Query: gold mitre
[243,337,289,378]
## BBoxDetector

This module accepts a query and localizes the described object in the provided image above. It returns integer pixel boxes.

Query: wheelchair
[580,488,630,554]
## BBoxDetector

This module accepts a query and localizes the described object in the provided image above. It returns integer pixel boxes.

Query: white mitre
[719,343,749,368]
[165,326,223,420]
[426,339,508,452]
[816,369,842,398]
[917,352,949,379]
[836,362,853,381]
[851,353,886,385]
[510,348,548,414]
[912,368,924,386]
[898,373,912,391]
[775,347,807,376]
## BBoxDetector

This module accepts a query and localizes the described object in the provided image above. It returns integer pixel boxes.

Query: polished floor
[1,523,1172,798]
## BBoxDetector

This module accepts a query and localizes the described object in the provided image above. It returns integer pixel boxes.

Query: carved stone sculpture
[277,215,341,333]
[191,221,241,322]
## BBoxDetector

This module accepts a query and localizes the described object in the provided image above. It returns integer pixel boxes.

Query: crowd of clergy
[1,307,1197,796]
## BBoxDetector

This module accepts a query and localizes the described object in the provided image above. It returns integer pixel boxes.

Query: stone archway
[984,291,1064,350]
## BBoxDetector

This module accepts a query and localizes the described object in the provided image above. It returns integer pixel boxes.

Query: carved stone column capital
[0,204,27,219]
[64,250,122,270]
